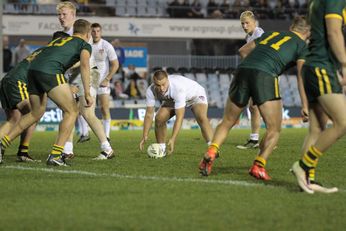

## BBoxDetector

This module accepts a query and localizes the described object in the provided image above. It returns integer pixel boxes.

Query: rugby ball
[147,143,166,159]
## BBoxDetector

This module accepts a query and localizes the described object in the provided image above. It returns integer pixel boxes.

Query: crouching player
[139,70,213,154]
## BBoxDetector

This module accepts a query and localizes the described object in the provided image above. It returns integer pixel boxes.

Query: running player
[199,16,310,180]
[291,0,346,194]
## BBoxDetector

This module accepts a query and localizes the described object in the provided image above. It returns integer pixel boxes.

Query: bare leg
[257,100,282,160]
[249,99,261,136]
[210,99,244,147]
[191,103,213,143]
[98,93,111,138]
[48,84,78,147]
[80,96,108,143]
[154,107,174,143]
[313,94,346,152]
[7,94,47,141]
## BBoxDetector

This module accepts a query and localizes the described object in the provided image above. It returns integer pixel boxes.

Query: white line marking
[4,165,267,188]
[3,165,345,193]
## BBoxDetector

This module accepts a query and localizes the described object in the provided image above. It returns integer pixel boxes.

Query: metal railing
[149,55,240,69]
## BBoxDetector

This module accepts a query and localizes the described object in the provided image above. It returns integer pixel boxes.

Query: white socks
[103,119,111,138]
[250,133,259,141]
[63,142,73,154]
[78,115,89,136]
[101,141,112,153]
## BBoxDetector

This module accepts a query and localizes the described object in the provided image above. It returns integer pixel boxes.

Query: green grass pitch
[0,128,346,231]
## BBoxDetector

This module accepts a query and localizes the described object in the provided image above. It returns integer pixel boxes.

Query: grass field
[1,128,346,231]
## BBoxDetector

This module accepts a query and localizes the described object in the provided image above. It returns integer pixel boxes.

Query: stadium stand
[2,0,306,108]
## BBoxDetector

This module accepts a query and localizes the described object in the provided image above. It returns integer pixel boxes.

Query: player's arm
[296,59,308,122]
[238,40,256,59]
[80,49,93,107]
[140,106,155,151]
[168,107,185,154]
[100,59,119,87]
[326,17,346,81]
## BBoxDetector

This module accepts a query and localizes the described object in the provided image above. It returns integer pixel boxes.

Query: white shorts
[162,88,208,108]
[75,69,100,98]
[97,86,111,95]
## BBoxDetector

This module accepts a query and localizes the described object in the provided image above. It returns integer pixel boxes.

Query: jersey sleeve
[253,27,264,40]
[325,0,345,20]
[297,43,309,61]
[82,43,92,56]
[254,31,268,45]
[105,41,118,61]
[146,86,156,107]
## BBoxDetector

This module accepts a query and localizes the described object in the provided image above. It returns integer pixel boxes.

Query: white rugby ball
[147,143,166,159]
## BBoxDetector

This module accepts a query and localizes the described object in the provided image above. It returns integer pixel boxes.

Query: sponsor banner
[3,15,245,39]
[0,106,308,131]
[123,47,148,69]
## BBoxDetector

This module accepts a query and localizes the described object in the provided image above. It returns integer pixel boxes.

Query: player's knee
[336,119,346,134]
[249,105,259,114]
[155,116,167,127]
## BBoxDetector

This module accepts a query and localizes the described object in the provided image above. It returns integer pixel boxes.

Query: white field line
[4,165,268,188]
[3,165,345,193]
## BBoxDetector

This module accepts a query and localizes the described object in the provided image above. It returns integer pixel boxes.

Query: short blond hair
[291,15,310,33]
[73,19,91,35]
[240,10,255,21]
[56,1,76,14]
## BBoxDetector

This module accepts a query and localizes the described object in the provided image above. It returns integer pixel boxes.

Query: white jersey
[245,26,264,43]
[91,38,118,84]
[146,75,207,109]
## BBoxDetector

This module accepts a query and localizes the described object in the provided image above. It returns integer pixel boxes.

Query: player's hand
[167,138,175,154]
[84,94,93,107]
[139,136,148,151]
[301,107,309,123]
[100,79,110,87]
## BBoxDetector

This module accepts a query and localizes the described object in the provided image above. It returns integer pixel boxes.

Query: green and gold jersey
[239,31,308,76]
[2,59,30,84]
[1,48,43,84]
[305,0,346,69]
[29,36,91,74]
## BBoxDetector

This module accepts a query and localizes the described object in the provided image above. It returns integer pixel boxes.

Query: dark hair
[153,70,168,81]
[91,23,102,29]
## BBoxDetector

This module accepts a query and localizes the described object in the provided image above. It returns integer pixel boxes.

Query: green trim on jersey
[305,0,346,70]
[239,31,308,76]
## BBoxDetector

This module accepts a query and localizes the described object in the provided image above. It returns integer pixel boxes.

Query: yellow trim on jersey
[17,81,25,100]
[343,9,346,24]
[321,69,332,94]
[22,83,29,99]
[274,77,279,97]
[325,14,343,20]
[60,74,66,84]
[315,67,324,95]
[56,74,61,85]
[56,74,66,85]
